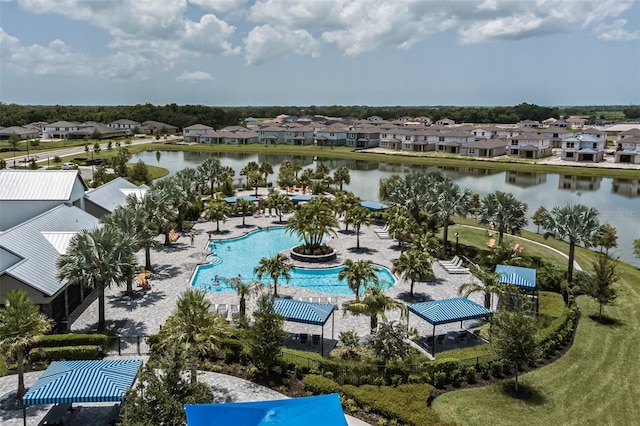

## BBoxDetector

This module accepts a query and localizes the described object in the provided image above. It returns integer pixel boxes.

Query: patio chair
[456,331,468,343]
[487,238,496,248]
[422,336,435,349]
[445,267,471,274]
[438,256,460,266]
[435,334,446,346]
[312,334,321,346]
[300,333,309,345]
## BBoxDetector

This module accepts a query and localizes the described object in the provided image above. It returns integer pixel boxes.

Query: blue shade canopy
[22,359,143,406]
[360,200,388,211]
[408,297,492,326]
[185,394,347,426]
[224,195,259,203]
[495,264,537,290]
[291,194,318,203]
[273,298,335,326]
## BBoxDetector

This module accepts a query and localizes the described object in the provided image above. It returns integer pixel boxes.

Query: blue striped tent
[273,298,336,356]
[22,359,143,406]
[495,264,537,290]
[408,298,492,357]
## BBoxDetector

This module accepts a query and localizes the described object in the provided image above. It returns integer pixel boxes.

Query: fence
[107,335,151,356]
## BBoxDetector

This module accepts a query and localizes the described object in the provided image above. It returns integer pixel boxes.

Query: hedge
[33,334,109,348]
[302,374,341,394]
[29,345,99,363]
[0,356,6,377]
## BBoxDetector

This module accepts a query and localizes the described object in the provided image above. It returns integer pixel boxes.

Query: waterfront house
[561,133,605,162]
[459,138,507,158]
[614,136,640,164]
[184,124,214,142]
[506,134,552,159]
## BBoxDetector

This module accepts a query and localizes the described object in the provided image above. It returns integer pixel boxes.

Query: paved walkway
[0,369,369,425]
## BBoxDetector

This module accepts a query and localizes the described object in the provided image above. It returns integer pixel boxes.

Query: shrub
[247,366,258,378]
[29,345,98,362]
[222,338,243,363]
[324,371,334,380]
[360,374,371,385]
[390,375,403,387]
[502,361,512,376]
[33,333,109,348]
[465,366,477,384]
[433,371,447,389]
[450,369,463,387]
[407,374,421,384]
[373,376,386,386]
[303,374,340,395]
[479,363,491,380]
[491,361,503,378]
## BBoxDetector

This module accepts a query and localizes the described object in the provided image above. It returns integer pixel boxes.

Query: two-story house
[614,136,640,164]
[561,133,605,162]
[537,128,573,148]
[200,126,259,145]
[42,121,81,139]
[435,131,475,154]
[107,119,141,131]
[346,125,380,148]
[315,123,348,147]
[183,124,214,142]
[507,134,552,159]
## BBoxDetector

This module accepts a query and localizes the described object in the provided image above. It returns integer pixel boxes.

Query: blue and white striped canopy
[224,195,259,203]
[360,201,388,211]
[273,298,335,326]
[408,297,492,326]
[22,359,143,406]
[291,194,318,203]
[496,264,537,290]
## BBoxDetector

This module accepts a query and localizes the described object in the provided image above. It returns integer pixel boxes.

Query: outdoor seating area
[438,256,470,274]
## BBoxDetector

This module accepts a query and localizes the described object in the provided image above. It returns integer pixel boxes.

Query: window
[511,140,518,146]
[566,152,574,158]
[566,142,574,148]
[330,133,334,136]
[468,149,476,154]
[593,143,597,149]
[439,137,444,142]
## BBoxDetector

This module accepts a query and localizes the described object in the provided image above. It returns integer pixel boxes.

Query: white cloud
[244,24,320,65]
[189,0,246,14]
[176,70,214,81]
[595,19,640,41]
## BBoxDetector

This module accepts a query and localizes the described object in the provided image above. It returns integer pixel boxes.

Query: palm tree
[426,176,472,255]
[345,206,372,249]
[532,205,548,234]
[286,196,338,251]
[334,191,361,231]
[254,253,293,297]
[197,157,223,195]
[411,232,442,258]
[480,191,528,244]
[333,166,351,191]
[266,191,293,222]
[205,197,231,232]
[540,204,601,285]
[344,285,408,333]
[380,172,431,221]
[153,177,189,244]
[131,190,168,269]
[385,206,418,253]
[230,278,261,318]
[458,266,504,309]
[57,225,137,332]
[234,197,256,227]
[338,259,380,302]
[392,249,434,297]
[259,162,274,184]
[101,202,156,295]
[158,289,231,384]
[0,290,52,399]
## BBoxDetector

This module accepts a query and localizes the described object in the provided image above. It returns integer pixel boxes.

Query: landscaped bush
[303,374,340,394]
[433,371,447,388]
[33,333,109,348]
[341,384,441,426]
[0,356,6,376]
[221,338,243,363]
[465,366,477,384]
[491,360,504,378]
[29,345,99,363]
[537,305,577,358]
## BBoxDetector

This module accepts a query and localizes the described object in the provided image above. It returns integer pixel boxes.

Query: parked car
[62,162,76,170]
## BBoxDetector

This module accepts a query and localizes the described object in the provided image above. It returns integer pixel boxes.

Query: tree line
[2,102,638,129]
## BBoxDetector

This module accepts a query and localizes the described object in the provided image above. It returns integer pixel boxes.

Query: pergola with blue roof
[224,195,259,204]
[291,193,318,203]
[360,200,388,211]
[273,298,336,356]
[495,264,538,311]
[21,359,143,425]
[408,297,492,356]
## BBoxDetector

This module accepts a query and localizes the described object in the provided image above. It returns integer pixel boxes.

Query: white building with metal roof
[0,204,99,325]
[84,177,149,219]
[0,170,88,231]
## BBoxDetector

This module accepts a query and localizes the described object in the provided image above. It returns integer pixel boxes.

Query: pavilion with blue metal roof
[224,195,259,203]
[360,200,388,211]
[273,298,336,356]
[495,264,538,311]
[21,359,143,425]
[408,297,492,357]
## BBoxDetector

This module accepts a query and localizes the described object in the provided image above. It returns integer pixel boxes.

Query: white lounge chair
[438,256,461,266]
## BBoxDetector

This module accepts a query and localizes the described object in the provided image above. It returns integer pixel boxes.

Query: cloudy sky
[1,0,639,106]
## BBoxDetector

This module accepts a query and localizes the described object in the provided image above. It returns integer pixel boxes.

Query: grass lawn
[432,231,640,425]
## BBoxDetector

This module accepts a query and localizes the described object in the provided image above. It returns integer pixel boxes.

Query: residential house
[367,115,383,122]
[472,126,501,139]
[84,177,149,219]
[107,119,141,131]
[140,121,179,135]
[0,170,87,231]
[517,119,540,128]
[435,118,455,126]
[200,126,259,145]
[42,121,81,139]
[67,122,128,140]
[315,123,348,147]
[505,171,547,188]
[346,125,380,148]
[507,134,552,159]
[183,124,214,142]
[567,116,589,128]
[0,126,40,140]
[548,118,570,129]
[459,138,507,158]
[435,131,475,154]
[0,204,100,327]
[615,128,640,141]
[561,134,605,162]
[537,128,572,148]
[613,136,640,164]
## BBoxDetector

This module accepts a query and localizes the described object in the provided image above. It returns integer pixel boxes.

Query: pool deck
[69,210,486,347]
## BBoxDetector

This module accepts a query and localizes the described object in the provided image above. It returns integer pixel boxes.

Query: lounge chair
[438,256,461,266]
[445,267,471,274]
[374,225,389,234]
[487,238,496,248]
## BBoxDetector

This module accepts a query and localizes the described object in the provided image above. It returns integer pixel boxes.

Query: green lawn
[432,235,640,425]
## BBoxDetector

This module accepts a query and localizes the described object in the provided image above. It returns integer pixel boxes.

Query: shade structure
[408,297,492,326]
[185,393,347,426]
[360,200,388,211]
[495,264,537,290]
[22,359,143,406]
[291,194,318,203]
[224,195,259,203]
[273,298,335,326]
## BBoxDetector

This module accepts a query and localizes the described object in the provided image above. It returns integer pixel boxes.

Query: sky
[1,0,639,107]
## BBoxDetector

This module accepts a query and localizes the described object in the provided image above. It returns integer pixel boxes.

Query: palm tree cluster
[286,196,338,254]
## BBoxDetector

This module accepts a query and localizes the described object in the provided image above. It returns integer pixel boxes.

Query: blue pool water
[191,227,395,295]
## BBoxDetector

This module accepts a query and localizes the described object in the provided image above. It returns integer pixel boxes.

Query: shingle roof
[84,177,148,214]
[0,205,100,296]
[0,170,87,201]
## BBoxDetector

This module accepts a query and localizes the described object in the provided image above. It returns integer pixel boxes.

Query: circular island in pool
[191,227,394,295]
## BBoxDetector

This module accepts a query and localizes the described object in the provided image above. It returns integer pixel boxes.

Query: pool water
[191,227,395,295]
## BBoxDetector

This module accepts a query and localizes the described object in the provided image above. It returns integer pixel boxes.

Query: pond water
[132,150,640,267]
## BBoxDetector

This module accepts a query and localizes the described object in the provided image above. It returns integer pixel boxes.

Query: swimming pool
[191,227,395,295]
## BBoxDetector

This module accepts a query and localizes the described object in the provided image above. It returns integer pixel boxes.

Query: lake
[132,150,640,267]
